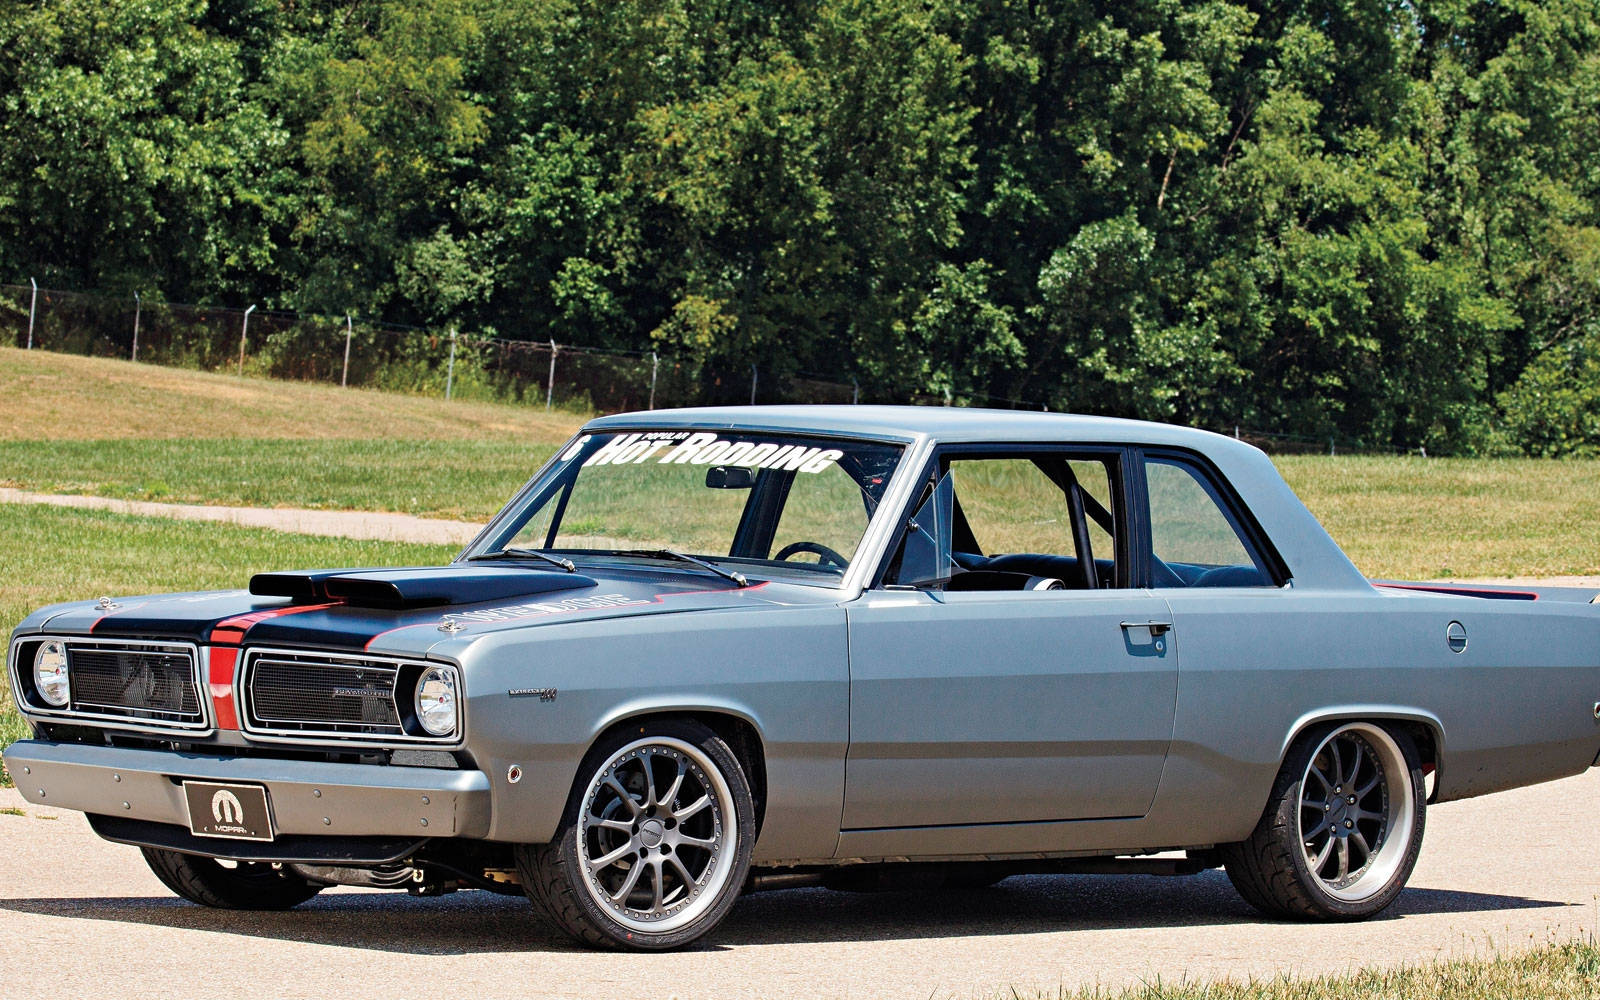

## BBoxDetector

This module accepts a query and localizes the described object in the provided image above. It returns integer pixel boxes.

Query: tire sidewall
[1279,722,1426,919]
[551,719,756,950]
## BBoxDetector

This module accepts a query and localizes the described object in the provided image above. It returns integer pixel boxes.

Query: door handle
[1120,620,1173,637]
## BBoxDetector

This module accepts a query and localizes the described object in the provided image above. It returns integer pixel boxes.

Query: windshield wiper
[611,549,748,588]
[469,547,577,572]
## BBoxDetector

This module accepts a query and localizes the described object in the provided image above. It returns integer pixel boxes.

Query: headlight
[414,666,458,737]
[34,640,70,707]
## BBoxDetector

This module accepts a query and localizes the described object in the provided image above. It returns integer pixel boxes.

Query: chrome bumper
[3,740,492,840]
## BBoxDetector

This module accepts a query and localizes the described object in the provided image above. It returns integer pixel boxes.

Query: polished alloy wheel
[576,736,737,933]
[1296,723,1416,902]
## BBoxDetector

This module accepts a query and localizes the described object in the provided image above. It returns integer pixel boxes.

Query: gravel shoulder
[1,772,1597,999]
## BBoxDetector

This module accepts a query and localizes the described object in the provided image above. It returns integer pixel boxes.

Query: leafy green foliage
[5,0,1600,453]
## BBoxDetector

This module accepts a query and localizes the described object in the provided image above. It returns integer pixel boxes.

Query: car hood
[26,563,825,657]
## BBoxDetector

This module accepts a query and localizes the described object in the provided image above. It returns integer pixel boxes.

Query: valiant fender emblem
[438,620,466,633]
[509,687,558,702]
[95,596,120,610]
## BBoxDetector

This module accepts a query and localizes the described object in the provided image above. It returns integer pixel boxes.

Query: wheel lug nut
[1344,819,1353,828]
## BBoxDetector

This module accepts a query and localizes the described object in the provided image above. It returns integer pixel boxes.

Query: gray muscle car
[6,407,1599,949]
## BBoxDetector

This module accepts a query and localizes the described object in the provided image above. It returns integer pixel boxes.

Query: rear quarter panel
[1145,588,1600,848]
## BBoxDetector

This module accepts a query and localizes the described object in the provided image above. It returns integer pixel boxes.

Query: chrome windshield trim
[839,432,934,598]
[6,634,213,737]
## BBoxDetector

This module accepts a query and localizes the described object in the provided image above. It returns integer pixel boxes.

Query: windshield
[473,429,906,585]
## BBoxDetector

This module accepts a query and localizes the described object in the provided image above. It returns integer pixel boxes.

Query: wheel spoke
[1306,764,1332,792]
[1327,740,1344,785]
[588,815,633,833]
[604,776,642,815]
[667,854,697,892]
[609,860,645,903]
[1335,837,1351,881]
[1352,807,1387,825]
[677,833,717,850]
[675,794,711,821]
[1350,830,1371,866]
[591,842,637,871]
[1356,774,1382,798]
[660,761,687,812]
[1311,836,1334,873]
[642,752,660,807]
[649,857,665,911]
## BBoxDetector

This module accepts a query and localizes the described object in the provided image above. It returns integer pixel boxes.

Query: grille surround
[239,647,462,747]
[7,636,209,734]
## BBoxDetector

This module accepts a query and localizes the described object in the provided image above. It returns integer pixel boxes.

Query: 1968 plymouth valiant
[6,406,1600,949]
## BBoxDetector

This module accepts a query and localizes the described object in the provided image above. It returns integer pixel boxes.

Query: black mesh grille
[247,656,402,736]
[68,646,202,724]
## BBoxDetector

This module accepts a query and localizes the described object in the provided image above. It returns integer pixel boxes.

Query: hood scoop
[250,566,598,610]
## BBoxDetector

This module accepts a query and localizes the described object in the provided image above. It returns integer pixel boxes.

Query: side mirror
[705,466,756,489]
[898,472,954,587]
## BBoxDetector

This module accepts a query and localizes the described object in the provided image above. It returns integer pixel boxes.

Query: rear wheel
[518,719,755,950]
[141,848,322,910]
[1221,721,1425,920]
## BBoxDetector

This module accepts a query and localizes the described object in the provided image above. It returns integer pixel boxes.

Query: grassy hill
[3,348,1599,576]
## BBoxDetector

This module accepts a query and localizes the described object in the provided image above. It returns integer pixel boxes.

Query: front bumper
[3,740,492,847]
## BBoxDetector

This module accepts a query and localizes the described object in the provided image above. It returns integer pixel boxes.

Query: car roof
[583,404,1239,449]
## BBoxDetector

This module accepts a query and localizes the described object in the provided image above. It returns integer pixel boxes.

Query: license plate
[182,781,275,842]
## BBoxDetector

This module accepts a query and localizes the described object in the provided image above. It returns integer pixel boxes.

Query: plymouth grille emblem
[211,790,244,826]
[331,686,380,699]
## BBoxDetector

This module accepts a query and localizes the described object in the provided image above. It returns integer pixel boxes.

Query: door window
[1144,457,1273,587]
[884,452,1123,590]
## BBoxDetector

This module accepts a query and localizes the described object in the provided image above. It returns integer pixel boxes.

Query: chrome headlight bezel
[32,640,70,707]
[414,665,460,738]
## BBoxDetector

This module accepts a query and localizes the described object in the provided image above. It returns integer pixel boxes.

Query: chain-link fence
[0,281,1418,454]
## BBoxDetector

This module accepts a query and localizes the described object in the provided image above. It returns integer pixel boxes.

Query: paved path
[0,487,484,545]
[1,771,1596,999]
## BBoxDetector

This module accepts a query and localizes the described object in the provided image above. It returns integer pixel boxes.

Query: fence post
[26,278,37,349]
[1329,438,1336,457]
[341,314,353,388]
[131,292,141,362]
[649,351,659,410]
[237,304,255,376]
[445,327,458,400]
[851,378,859,404]
[750,364,758,405]
[546,339,557,410]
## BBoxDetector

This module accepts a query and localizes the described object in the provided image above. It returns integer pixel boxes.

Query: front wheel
[141,848,322,910]
[518,719,755,950]
[1221,721,1425,920]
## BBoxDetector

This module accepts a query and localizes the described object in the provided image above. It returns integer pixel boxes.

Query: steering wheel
[773,540,849,570]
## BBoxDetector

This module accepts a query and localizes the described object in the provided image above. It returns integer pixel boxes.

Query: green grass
[1276,455,1600,579]
[0,438,559,521]
[0,503,456,785]
[1021,939,1600,999]
[0,346,587,443]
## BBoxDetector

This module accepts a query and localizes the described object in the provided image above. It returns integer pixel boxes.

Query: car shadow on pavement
[0,870,1568,954]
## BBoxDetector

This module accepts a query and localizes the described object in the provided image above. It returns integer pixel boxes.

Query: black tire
[1220,721,1426,920]
[140,847,323,910]
[517,718,756,950]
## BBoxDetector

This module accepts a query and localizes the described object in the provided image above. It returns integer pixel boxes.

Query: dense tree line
[2,0,1599,453]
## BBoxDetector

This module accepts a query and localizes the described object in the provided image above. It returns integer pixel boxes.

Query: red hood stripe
[209,602,343,645]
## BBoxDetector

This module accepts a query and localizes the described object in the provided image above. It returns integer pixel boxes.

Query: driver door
[841,447,1178,852]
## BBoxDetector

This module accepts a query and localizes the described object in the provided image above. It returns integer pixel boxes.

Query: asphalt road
[1,769,1596,1000]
